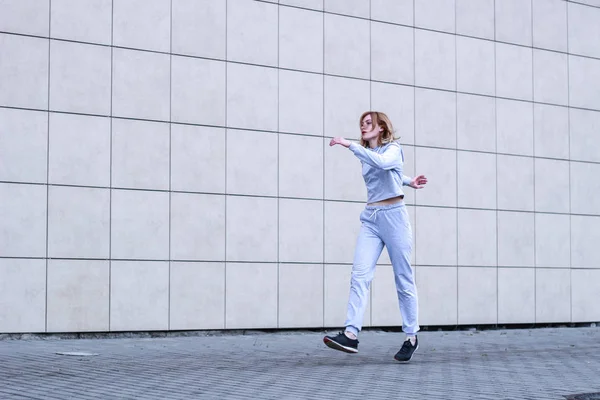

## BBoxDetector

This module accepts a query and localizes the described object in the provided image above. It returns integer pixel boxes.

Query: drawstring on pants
[369,208,380,221]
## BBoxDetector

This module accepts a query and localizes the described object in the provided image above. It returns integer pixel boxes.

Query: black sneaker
[323,331,359,353]
[394,336,418,362]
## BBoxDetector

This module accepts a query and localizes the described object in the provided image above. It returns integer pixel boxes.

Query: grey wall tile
[498,268,535,323]
[498,211,534,267]
[568,2,600,58]
[324,139,366,202]
[415,30,456,91]
[171,125,225,193]
[111,119,170,190]
[113,0,170,52]
[279,134,323,199]
[457,94,496,153]
[415,147,457,207]
[112,48,170,121]
[536,269,571,323]
[47,260,109,332]
[371,0,413,25]
[371,22,414,85]
[324,13,370,79]
[416,206,457,266]
[497,155,534,212]
[495,0,532,45]
[0,183,47,258]
[172,0,226,59]
[324,0,369,18]
[279,69,323,136]
[279,6,323,73]
[0,259,46,333]
[0,34,48,109]
[279,199,324,263]
[226,263,278,329]
[456,36,495,96]
[569,55,600,111]
[417,266,458,325]
[571,0,600,6]
[227,0,278,66]
[415,88,456,148]
[571,161,600,216]
[572,269,600,321]
[535,213,570,268]
[0,0,49,36]
[534,104,569,160]
[458,209,497,266]
[456,0,494,39]
[371,83,415,145]
[0,108,47,183]
[48,186,110,259]
[171,193,225,261]
[171,56,226,126]
[227,63,278,131]
[570,108,600,163]
[280,0,323,10]
[110,189,169,260]
[415,0,455,33]
[533,50,568,106]
[532,0,567,52]
[50,0,112,45]
[226,129,278,197]
[571,215,600,269]
[458,267,497,324]
[49,41,111,115]
[170,262,225,330]
[226,196,278,262]
[324,76,370,139]
[496,43,533,101]
[49,113,109,187]
[110,261,169,331]
[457,151,496,209]
[496,98,534,156]
[279,263,324,328]
[534,158,570,213]
[324,201,365,264]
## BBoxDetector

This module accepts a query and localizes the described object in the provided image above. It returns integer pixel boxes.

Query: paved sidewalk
[0,327,599,400]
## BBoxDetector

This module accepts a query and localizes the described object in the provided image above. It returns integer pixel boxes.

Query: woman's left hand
[409,175,428,189]
[329,137,351,148]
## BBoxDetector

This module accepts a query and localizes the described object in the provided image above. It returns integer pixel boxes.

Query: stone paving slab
[0,327,599,399]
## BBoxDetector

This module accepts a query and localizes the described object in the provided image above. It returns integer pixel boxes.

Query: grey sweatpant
[344,202,420,336]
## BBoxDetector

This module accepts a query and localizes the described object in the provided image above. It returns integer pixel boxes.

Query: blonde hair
[359,111,398,148]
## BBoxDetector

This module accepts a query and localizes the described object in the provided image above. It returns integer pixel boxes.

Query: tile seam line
[5,20,600,62]
[108,0,114,333]
[3,181,600,217]
[3,82,595,113]
[44,0,52,333]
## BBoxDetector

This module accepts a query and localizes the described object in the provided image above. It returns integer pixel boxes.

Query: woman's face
[361,114,382,142]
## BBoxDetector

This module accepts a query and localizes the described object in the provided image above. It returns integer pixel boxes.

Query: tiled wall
[1,0,599,333]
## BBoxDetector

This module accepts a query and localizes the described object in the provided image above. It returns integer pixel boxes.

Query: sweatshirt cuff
[402,175,412,186]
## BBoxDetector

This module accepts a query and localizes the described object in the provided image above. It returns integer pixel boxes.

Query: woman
[324,111,427,363]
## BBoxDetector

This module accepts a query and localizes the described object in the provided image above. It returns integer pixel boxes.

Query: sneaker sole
[323,337,358,354]
[393,344,419,362]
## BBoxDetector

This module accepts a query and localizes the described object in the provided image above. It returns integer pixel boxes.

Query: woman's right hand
[329,137,351,148]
